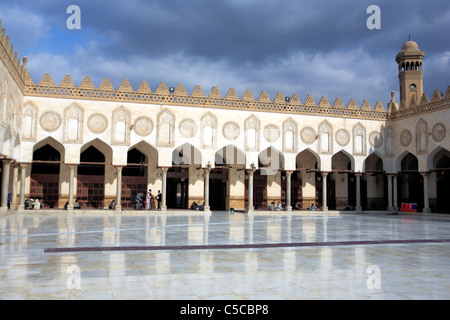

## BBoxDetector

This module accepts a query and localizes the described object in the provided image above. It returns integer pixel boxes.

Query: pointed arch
[63,102,84,143]
[81,138,112,164]
[244,115,260,151]
[128,141,158,166]
[112,106,131,145]
[172,142,202,166]
[215,144,246,167]
[318,120,333,154]
[201,112,217,149]
[282,117,298,153]
[332,150,354,171]
[353,122,367,156]
[296,148,320,171]
[427,146,450,171]
[416,118,428,154]
[259,146,284,174]
[157,108,175,147]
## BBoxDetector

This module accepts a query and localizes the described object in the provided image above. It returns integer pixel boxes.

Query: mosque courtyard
[0,210,449,300]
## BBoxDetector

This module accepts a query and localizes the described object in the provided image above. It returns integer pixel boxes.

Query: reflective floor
[0,210,449,300]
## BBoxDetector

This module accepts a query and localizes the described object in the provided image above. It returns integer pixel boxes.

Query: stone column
[203,167,211,212]
[285,171,293,211]
[115,166,123,211]
[67,165,77,210]
[321,172,328,211]
[0,160,12,211]
[18,163,28,210]
[161,167,168,211]
[247,169,254,212]
[11,164,18,209]
[355,173,362,211]
[387,174,394,211]
[421,172,431,213]
[393,174,399,211]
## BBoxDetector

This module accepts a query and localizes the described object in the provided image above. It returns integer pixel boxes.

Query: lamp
[169,87,175,94]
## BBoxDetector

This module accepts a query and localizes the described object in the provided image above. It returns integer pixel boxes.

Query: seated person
[109,200,116,210]
[25,198,34,210]
[275,201,282,211]
[198,201,205,211]
[190,201,199,210]
[73,200,81,209]
[268,202,275,211]
[294,201,302,210]
[309,203,317,211]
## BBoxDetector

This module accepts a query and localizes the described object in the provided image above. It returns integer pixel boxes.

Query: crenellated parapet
[23,72,450,121]
[0,20,28,90]
[24,73,393,120]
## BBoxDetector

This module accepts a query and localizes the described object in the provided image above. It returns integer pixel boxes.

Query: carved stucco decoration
[432,123,446,142]
[400,130,412,147]
[63,103,84,143]
[335,129,350,147]
[179,119,197,138]
[134,116,153,137]
[300,127,316,144]
[264,124,280,142]
[39,111,62,132]
[223,121,240,141]
[88,113,108,134]
[369,131,383,148]
[244,115,260,151]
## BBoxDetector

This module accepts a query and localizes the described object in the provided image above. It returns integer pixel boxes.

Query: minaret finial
[409,34,411,41]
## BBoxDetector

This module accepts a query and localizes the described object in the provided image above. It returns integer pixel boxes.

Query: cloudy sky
[1,0,449,107]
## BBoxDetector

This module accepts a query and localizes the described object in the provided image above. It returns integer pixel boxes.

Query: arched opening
[214,145,246,211]
[398,152,423,211]
[169,143,202,209]
[122,148,148,209]
[432,148,450,213]
[364,153,386,210]
[293,149,320,209]
[30,144,61,208]
[77,145,106,208]
[331,151,355,210]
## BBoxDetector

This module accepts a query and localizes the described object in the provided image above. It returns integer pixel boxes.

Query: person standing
[157,190,162,210]
[146,189,153,210]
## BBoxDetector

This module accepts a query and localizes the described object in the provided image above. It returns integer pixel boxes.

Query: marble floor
[0,210,449,300]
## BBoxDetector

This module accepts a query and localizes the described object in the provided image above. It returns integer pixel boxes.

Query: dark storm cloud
[1,0,449,105]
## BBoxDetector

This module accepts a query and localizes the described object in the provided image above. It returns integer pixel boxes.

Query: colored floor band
[44,238,450,253]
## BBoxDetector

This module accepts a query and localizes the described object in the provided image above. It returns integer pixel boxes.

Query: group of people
[267,201,283,211]
[24,198,44,210]
[135,189,162,210]
[63,199,81,209]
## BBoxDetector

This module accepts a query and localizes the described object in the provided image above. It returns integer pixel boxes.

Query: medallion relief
[335,129,350,146]
[179,119,197,138]
[301,127,316,144]
[264,125,280,142]
[39,111,62,132]
[223,121,240,141]
[369,131,383,148]
[134,116,153,137]
[400,130,412,147]
[88,113,108,134]
[432,123,446,142]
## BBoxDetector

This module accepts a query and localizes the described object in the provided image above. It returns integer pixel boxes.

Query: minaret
[395,38,425,108]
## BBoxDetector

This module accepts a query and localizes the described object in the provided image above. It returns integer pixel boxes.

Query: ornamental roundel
[179,119,197,138]
[223,121,240,141]
[300,127,316,144]
[264,124,280,142]
[335,129,350,146]
[134,116,153,137]
[369,131,384,148]
[400,130,412,147]
[87,113,108,134]
[39,111,62,132]
[431,123,446,142]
